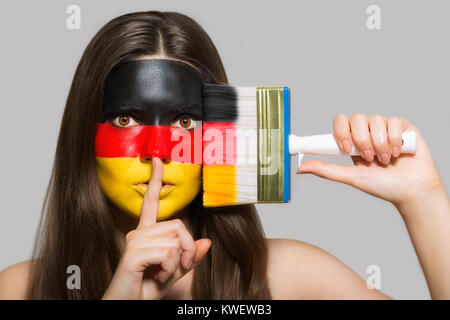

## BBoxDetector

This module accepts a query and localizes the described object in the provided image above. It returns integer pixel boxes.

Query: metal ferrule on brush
[256,87,290,203]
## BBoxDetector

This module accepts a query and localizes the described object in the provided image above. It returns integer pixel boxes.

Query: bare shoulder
[0,260,33,300]
[265,238,390,299]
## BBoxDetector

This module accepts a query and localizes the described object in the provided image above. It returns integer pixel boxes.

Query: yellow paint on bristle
[203,164,237,206]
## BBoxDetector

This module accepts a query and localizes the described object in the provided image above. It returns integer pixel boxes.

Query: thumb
[298,160,357,186]
[191,239,212,268]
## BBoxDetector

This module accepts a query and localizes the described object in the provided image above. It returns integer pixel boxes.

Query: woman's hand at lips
[102,157,212,300]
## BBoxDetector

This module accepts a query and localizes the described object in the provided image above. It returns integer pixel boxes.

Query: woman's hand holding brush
[298,113,450,298]
[102,157,211,300]
[297,114,446,214]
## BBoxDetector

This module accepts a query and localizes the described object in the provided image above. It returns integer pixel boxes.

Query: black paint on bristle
[202,83,238,122]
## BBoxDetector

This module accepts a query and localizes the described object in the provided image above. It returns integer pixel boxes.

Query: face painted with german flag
[95,59,203,220]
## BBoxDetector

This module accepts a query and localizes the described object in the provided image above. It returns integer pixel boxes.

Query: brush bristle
[202,84,258,207]
[202,84,290,207]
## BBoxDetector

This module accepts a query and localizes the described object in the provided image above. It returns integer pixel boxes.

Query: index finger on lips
[138,157,164,229]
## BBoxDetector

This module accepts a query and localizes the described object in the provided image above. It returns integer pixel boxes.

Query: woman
[0,11,448,300]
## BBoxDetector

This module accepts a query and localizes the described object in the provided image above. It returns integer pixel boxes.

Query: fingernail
[362,149,374,162]
[159,273,168,283]
[342,139,352,153]
[380,152,390,164]
[155,273,166,283]
[392,147,400,157]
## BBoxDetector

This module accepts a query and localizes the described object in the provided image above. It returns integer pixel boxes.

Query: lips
[135,180,174,198]
[137,179,174,187]
[136,177,175,196]
[137,182,173,189]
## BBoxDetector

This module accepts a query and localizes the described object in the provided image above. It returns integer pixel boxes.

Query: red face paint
[95,122,203,164]
[95,122,240,165]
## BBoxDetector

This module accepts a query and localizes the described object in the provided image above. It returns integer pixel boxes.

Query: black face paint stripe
[102,59,203,126]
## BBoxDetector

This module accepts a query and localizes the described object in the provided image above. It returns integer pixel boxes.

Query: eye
[111,115,140,128]
[171,116,199,130]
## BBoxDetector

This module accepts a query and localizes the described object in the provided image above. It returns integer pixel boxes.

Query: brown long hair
[29,11,271,299]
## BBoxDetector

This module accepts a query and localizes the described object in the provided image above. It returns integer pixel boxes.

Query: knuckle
[172,218,184,230]
[169,238,181,249]
[334,114,347,122]
[388,116,402,124]
[352,135,369,146]
[370,114,386,123]
[351,113,368,122]
[161,248,171,260]
[168,247,180,257]
[125,230,135,242]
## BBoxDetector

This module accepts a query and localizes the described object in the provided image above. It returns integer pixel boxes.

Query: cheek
[96,157,146,186]
[96,157,150,216]
[168,163,202,190]
[96,157,127,209]
[96,157,120,193]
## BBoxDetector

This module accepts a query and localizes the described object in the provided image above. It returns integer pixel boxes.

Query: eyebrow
[104,103,201,110]
[171,104,201,111]
[102,104,202,120]
[103,105,147,114]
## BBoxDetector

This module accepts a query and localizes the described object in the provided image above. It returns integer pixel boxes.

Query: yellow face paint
[96,59,205,220]
[96,157,201,220]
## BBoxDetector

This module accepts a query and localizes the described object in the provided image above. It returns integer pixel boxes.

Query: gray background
[0,0,449,299]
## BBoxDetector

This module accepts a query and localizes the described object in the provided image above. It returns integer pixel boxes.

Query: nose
[140,125,171,162]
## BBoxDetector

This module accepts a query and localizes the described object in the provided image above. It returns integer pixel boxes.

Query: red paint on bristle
[202,122,237,165]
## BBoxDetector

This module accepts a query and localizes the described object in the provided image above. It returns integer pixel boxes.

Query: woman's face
[95,59,203,220]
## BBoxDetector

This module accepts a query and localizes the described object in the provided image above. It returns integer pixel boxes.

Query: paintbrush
[201,84,416,207]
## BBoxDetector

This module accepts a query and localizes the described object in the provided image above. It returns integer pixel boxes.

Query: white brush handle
[289,130,416,167]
